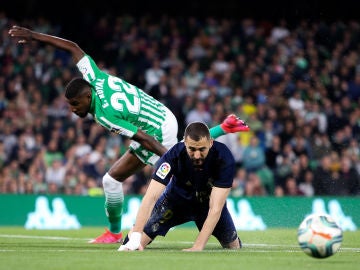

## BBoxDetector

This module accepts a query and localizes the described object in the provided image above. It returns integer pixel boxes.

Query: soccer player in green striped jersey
[9,25,250,243]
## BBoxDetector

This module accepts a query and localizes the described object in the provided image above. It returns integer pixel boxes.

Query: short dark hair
[184,122,210,141]
[64,77,92,99]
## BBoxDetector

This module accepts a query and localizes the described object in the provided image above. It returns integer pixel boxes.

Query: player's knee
[107,169,127,182]
[102,173,123,194]
[221,237,242,249]
[230,237,242,249]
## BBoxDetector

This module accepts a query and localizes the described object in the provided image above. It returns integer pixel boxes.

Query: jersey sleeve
[76,55,101,83]
[212,143,236,188]
[151,148,176,185]
[95,115,138,137]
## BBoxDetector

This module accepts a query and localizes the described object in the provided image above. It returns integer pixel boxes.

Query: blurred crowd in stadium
[0,11,359,197]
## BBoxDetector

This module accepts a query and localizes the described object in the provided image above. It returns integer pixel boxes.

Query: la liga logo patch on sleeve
[156,162,171,179]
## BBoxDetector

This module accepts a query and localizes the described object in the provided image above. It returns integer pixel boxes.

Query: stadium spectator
[183,61,204,92]
[242,136,266,173]
[347,72,360,102]
[298,170,315,197]
[283,176,304,196]
[265,135,282,173]
[231,167,247,197]
[185,99,212,126]
[147,73,171,103]
[274,142,297,192]
[144,57,166,91]
[245,172,267,196]
[44,158,67,189]
[313,155,335,196]
[337,155,360,195]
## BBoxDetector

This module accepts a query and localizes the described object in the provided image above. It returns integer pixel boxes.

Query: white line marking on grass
[0,249,111,253]
[153,241,360,252]
[0,234,90,241]
[1,235,359,253]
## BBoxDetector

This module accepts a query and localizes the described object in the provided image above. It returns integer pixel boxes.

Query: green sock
[209,125,225,139]
[104,194,123,234]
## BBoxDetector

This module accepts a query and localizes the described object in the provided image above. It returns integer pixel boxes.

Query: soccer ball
[297,214,343,258]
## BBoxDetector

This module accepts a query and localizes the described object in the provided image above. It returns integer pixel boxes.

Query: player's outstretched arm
[8,25,85,63]
[118,179,165,251]
[183,187,230,251]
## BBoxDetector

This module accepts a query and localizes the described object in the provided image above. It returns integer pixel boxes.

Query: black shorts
[143,193,238,246]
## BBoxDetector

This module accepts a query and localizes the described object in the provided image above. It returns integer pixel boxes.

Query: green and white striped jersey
[77,55,168,143]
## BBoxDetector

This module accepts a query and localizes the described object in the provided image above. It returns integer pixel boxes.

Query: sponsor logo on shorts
[156,162,171,179]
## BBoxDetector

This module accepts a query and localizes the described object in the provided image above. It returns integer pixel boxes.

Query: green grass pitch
[0,227,359,270]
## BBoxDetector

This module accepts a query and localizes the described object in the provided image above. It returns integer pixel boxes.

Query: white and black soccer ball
[297,214,343,258]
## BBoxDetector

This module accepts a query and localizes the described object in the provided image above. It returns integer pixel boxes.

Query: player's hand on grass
[118,244,144,251]
[118,232,143,251]
[182,246,203,252]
